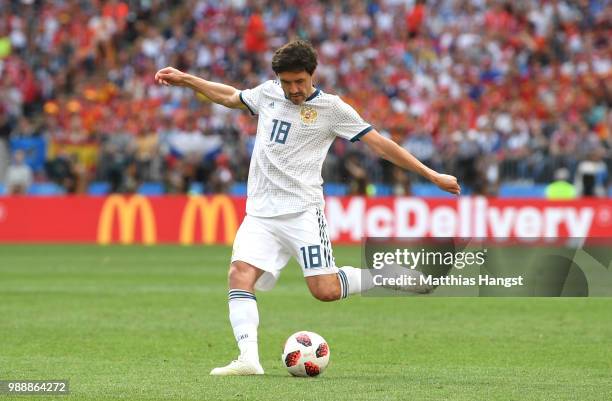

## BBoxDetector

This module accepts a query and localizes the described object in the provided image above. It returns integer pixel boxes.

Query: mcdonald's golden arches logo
[97,195,157,245]
[180,195,238,245]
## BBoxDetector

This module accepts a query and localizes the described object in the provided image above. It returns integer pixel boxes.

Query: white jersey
[240,80,372,217]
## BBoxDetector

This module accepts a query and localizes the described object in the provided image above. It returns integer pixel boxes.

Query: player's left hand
[433,173,461,195]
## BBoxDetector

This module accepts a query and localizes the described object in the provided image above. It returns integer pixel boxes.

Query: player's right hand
[155,67,186,86]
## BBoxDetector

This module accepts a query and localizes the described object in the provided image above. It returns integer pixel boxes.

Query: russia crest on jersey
[300,105,318,124]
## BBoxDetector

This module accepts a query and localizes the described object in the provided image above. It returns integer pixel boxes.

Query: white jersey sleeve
[330,96,373,142]
[239,81,271,115]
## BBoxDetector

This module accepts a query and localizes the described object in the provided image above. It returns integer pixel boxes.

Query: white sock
[228,289,259,364]
[337,266,375,299]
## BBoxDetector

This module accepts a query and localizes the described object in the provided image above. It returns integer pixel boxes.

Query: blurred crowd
[0,0,610,196]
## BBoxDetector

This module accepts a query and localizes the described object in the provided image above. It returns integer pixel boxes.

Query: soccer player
[155,40,460,376]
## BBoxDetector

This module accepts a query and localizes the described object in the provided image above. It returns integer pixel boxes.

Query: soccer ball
[282,331,330,377]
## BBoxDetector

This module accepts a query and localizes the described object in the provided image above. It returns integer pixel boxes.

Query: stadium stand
[0,0,610,197]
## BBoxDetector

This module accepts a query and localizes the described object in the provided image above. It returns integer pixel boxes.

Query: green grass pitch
[1,245,611,400]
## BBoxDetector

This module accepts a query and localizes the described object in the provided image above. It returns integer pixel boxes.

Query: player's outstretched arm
[154,67,245,110]
[361,129,461,195]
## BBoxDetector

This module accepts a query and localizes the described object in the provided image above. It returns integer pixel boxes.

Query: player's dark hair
[272,40,318,75]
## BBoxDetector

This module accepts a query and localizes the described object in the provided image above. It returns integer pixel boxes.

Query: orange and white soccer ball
[282,331,330,377]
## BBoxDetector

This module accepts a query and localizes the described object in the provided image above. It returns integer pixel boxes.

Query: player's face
[277,71,314,105]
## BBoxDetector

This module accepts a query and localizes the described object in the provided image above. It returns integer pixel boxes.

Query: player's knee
[310,286,341,302]
[228,263,239,281]
[228,262,255,288]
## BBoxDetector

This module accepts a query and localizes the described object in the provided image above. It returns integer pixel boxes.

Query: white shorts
[231,208,337,291]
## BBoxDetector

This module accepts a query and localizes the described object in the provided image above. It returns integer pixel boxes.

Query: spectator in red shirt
[244,7,267,53]
[406,0,426,37]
